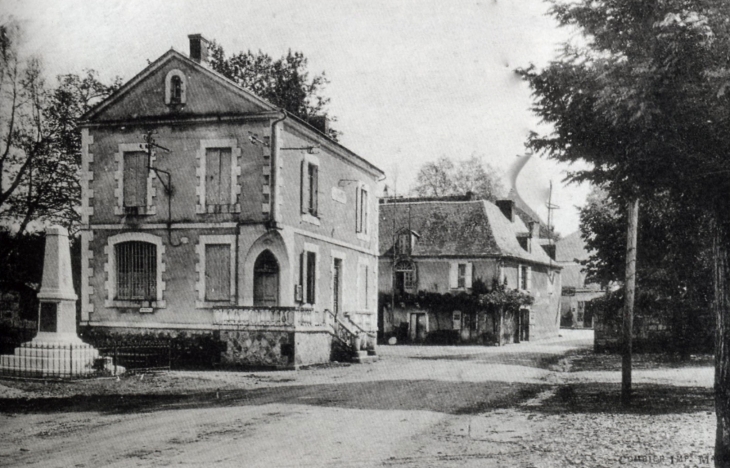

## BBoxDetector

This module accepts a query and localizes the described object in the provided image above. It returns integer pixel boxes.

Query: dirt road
[0,330,715,467]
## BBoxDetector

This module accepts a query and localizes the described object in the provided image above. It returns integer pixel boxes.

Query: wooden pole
[622,197,639,406]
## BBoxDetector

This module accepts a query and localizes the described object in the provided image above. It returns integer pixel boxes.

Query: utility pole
[622,197,639,406]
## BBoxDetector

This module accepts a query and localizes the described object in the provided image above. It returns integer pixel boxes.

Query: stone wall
[218,330,294,369]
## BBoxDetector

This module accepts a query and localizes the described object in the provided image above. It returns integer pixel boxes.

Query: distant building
[554,231,604,328]
[378,195,561,344]
[78,35,383,368]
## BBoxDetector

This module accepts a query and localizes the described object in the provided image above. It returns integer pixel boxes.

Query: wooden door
[253,250,279,307]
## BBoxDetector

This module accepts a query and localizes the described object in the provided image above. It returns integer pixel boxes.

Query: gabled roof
[81,49,276,122]
[379,199,558,267]
[79,47,384,176]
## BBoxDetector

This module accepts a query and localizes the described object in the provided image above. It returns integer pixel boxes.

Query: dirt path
[0,330,715,467]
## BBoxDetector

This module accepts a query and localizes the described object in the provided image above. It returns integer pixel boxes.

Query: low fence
[0,339,172,379]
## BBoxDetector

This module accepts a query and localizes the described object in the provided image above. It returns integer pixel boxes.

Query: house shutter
[219,148,232,205]
[123,152,147,207]
[526,266,532,291]
[355,187,361,233]
[517,265,523,290]
[300,161,309,214]
[206,148,221,206]
[465,262,473,289]
[311,164,319,216]
[449,262,458,289]
[205,244,230,301]
[361,189,368,234]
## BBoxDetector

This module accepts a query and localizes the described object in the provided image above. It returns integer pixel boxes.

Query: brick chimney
[496,199,515,222]
[188,34,210,64]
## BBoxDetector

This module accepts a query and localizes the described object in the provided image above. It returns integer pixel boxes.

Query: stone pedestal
[0,226,99,377]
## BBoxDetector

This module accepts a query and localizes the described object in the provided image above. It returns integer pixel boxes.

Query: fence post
[70,344,73,377]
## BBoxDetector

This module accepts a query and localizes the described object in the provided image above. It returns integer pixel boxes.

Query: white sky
[1,0,591,235]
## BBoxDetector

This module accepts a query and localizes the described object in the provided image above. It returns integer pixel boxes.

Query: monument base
[0,334,100,378]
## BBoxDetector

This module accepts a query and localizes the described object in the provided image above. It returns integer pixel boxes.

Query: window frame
[114,143,157,216]
[105,232,165,309]
[356,182,370,239]
[164,69,187,105]
[300,243,319,305]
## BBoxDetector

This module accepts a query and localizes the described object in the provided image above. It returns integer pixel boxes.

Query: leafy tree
[411,154,505,201]
[0,20,119,238]
[208,42,339,140]
[518,0,730,462]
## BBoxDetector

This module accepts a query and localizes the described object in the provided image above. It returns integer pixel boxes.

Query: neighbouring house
[78,34,383,369]
[378,195,561,345]
[554,231,604,328]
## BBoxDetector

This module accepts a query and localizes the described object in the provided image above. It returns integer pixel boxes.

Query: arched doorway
[253,250,279,307]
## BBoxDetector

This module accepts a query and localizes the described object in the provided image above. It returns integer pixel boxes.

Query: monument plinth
[0,226,99,377]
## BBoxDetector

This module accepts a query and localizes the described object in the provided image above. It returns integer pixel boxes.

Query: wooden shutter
[526,266,532,291]
[360,188,368,234]
[206,148,221,206]
[306,251,316,304]
[219,148,232,205]
[355,187,361,232]
[205,244,230,301]
[311,164,319,216]
[449,262,458,289]
[301,161,309,214]
[465,262,473,289]
[123,152,147,207]
[518,265,523,290]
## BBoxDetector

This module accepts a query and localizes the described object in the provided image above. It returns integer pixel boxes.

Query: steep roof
[379,199,558,267]
[555,231,589,263]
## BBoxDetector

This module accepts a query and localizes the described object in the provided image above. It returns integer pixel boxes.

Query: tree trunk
[622,197,639,406]
[713,213,730,467]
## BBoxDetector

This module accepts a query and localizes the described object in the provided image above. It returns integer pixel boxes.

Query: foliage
[381,278,533,314]
[0,20,119,237]
[208,42,339,140]
[410,154,505,201]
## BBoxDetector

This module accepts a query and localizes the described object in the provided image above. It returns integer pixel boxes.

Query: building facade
[78,35,383,368]
[555,231,604,328]
[378,196,561,344]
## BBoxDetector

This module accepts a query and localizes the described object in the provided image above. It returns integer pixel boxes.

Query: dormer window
[396,232,412,256]
[165,69,187,105]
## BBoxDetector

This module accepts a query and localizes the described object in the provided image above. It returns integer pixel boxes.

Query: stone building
[378,195,561,344]
[78,35,383,368]
[555,231,604,328]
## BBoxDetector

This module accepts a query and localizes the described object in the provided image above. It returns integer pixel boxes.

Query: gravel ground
[0,330,717,467]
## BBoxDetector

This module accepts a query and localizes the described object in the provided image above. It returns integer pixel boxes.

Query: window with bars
[123,151,148,209]
[205,147,232,207]
[115,241,157,301]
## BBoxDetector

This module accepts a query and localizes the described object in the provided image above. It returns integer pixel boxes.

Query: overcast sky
[2,0,591,235]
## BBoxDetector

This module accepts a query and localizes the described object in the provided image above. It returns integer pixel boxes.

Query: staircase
[327,311,378,364]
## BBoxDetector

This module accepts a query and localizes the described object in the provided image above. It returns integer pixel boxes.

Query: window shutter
[205,244,231,301]
[362,189,368,234]
[466,262,473,289]
[135,153,148,207]
[518,265,523,290]
[299,251,306,302]
[311,165,319,216]
[206,148,221,206]
[301,161,308,214]
[123,153,137,207]
[527,266,532,291]
[219,148,232,205]
[355,187,361,233]
[449,262,458,289]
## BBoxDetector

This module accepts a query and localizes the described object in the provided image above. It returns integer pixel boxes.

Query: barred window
[115,241,157,301]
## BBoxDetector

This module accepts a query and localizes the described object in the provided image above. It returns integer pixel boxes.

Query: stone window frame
[449,261,473,290]
[195,138,242,214]
[114,143,157,216]
[164,69,187,105]
[195,234,237,309]
[104,232,166,309]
